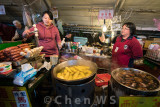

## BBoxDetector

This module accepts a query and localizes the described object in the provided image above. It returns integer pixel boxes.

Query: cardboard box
[153,38,160,42]
[144,40,153,48]
[152,41,160,45]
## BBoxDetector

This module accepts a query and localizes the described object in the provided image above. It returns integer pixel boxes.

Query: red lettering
[18,97,26,103]
[20,104,27,107]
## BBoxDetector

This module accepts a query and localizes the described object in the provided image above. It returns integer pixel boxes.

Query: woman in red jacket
[23,11,61,59]
[112,22,143,69]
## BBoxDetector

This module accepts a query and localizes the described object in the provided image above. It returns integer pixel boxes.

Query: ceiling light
[102,19,107,32]
[102,24,107,32]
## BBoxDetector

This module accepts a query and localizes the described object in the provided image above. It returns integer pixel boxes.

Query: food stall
[0,38,160,107]
[0,0,160,106]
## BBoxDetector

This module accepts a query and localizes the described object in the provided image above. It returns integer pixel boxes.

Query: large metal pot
[52,59,98,85]
[111,68,160,106]
[54,77,95,107]
[52,60,97,107]
[111,68,160,97]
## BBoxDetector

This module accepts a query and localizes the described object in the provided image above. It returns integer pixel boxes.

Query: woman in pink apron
[23,11,61,60]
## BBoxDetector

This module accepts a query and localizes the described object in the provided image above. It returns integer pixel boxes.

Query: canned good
[0,62,12,74]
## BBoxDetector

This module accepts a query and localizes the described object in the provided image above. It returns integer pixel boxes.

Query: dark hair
[66,30,71,35]
[42,10,53,20]
[122,22,136,36]
[98,32,102,36]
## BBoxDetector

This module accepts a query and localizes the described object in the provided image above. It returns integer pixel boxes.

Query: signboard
[13,91,30,107]
[0,5,6,15]
[153,18,160,31]
[119,96,160,107]
[0,86,31,107]
[98,9,113,19]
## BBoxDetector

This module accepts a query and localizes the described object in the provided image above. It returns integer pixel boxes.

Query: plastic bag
[13,64,37,86]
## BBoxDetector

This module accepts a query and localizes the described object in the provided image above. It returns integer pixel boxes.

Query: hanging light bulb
[102,24,107,32]
[102,19,107,32]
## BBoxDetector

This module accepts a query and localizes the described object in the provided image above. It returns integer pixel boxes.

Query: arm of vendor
[99,32,105,43]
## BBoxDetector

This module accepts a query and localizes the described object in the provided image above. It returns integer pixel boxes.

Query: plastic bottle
[61,38,65,46]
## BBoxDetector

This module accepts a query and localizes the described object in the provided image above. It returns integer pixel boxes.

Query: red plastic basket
[95,73,111,86]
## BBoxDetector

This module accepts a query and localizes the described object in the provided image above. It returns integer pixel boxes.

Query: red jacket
[112,36,143,68]
[28,22,61,57]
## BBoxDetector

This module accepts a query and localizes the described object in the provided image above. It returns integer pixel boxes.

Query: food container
[111,68,160,105]
[85,47,94,54]
[50,55,59,66]
[95,73,111,86]
[52,60,97,106]
[148,44,154,49]
[152,44,160,50]
[0,62,12,75]
[111,68,160,96]
[52,59,98,85]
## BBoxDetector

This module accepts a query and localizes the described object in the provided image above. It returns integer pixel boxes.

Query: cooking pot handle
[68,86,72,97]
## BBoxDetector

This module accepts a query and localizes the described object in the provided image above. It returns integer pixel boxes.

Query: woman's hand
[23,30,30,37]
[99,33,105,43]
[11,38,14,41]
[58,42,62,50]
[22,38,27,42]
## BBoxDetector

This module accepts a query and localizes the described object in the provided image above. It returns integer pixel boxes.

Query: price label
[13,91,30,107]
[119,96,160,107]
[98,9,113,19]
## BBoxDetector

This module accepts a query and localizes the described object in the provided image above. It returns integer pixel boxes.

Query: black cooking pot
[111,68,160,97]
[110,68,160,106]
[52,59,98,85]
